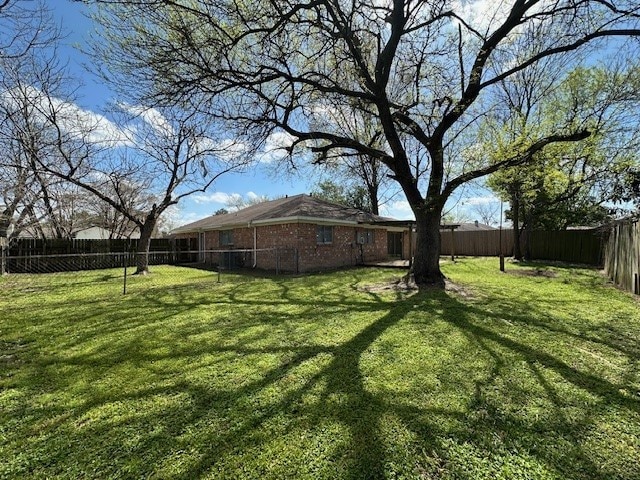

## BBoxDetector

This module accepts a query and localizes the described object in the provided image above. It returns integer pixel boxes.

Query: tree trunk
[511,193,523,260]
[411,208,445,287]
[0,209,12,239]
[367,184,379,215]
[523,210,533,261]
[134,219,155,275]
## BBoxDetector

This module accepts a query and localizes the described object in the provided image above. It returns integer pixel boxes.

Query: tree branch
[442,130,592,201]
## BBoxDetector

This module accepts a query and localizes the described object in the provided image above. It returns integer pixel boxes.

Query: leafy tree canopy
[89,0,640,285]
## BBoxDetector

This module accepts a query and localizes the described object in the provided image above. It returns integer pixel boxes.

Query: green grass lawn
[1,258,639,479]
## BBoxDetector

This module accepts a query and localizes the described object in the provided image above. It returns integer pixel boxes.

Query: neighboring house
[453,221,497,232]
[73,226,141,240]
[171,194,412,272]
[73,225,140,240]
[15,224,141,240]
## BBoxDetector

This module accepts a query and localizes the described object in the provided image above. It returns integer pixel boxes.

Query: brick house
[171,194,413,272]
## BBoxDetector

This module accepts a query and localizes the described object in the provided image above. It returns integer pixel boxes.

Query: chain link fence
[0,247,299,296]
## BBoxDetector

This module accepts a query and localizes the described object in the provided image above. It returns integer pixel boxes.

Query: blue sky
[47,1,500,227]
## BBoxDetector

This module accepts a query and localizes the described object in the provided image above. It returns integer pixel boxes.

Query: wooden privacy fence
[439,228,605,265]
[6,237,174,256]
[527,230,604,265]
[0,238,197,274]
[604,219,640,294]
[440,230,513,257]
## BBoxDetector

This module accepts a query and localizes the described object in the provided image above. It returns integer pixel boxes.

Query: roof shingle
[172,194,396,233]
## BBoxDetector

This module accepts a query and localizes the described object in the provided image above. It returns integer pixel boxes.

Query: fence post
[123,243,131,295]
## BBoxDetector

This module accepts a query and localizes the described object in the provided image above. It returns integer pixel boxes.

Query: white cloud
[119,104,174,136]
[172,211,209,227]
[192,191,263,206]
[215,138,251,161]
[381,200,415,220]
[192,191,239,204]
[451,0,559,37]
[258,131,296,163]
[462,195,500,206]
[1,86,133,148]
[451,0,513,34]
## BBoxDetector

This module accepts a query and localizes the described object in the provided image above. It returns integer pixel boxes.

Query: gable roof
[172,194,397,234]
[454,222,497,231]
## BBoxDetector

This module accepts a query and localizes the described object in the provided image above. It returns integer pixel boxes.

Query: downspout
[250,222,257,268]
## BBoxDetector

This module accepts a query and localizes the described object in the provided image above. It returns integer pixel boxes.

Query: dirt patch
[507,268,557,278]
[359,278,477,299]
[443,280,477,299]
[360,278,419,294]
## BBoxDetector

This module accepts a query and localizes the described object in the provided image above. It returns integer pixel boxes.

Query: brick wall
[360,228,389,264]
[174,223,395,272]
[254,224,299,272]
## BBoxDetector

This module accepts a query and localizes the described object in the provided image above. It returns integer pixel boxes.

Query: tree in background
[611,170,640,209]
[471,201,500,227]
[311,180,372,213]
[90,0,640,286]
[306,103,395,215]
[0,0,59,61]
[1,1,249,272]
[0,0,64,241]
[225,193,271,212]
[486,66,640,259]
[34,104,248,273]
[82,188,144,239]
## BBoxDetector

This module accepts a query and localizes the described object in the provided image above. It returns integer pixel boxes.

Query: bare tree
[0,1,67,241]
[2,2,247,272]
[472,202,501,227]
[0,0,60,61]
[35,104,249,273]
[90,0,640,286]
[83,185,144,239]
[225,193,271,212]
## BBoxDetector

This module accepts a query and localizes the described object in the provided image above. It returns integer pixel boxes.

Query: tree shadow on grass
[3,272,640,479]
[432,290,640,479]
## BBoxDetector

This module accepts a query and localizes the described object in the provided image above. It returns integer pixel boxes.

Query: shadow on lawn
[4,271,640,479]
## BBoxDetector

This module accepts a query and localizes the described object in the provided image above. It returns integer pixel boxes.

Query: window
[357,229,375,244]
[316,225,333,244]
[219,230,233,246]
